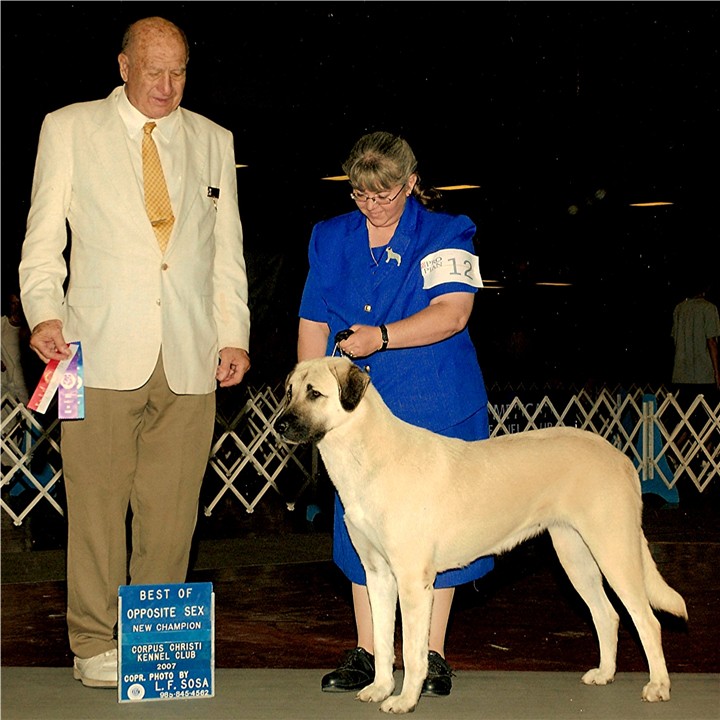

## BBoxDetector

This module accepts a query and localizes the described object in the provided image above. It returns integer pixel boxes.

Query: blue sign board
[118,582,214,702]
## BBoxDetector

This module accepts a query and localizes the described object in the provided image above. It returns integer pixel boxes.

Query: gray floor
[1,667,718,720]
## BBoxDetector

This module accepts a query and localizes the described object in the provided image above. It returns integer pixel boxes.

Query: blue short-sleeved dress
[299,197,494,587]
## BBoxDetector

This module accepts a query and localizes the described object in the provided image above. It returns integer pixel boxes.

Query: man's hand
[29,319,70,364]
[216,347,251,387]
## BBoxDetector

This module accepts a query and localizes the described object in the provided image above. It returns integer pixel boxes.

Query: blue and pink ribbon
[27,341,85,420]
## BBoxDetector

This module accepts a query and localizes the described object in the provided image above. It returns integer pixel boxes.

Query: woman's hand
[338,325,385,358]
[341,292,475,358]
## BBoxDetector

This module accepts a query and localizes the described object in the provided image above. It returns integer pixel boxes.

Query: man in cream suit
[19,16,251,688]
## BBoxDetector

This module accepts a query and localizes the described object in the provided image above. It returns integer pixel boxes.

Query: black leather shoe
[422,650,453,696]
[321,647,375,692]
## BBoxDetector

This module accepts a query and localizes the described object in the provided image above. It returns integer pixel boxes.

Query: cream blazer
[19,87,250,394]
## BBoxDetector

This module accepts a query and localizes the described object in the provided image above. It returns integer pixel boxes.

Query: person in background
[297,131,494,698]
[670,274,720,485]
[1,290,30,406]
[19,16,250,689]
[2,289,32,473]
[672,277,720,392]
[1,288,52,505]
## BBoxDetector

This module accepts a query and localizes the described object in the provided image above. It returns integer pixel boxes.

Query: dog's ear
[337,362,370,412]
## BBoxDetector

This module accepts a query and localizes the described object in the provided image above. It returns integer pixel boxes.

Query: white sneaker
[73,648,118,688]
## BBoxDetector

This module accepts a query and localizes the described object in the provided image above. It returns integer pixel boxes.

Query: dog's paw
[581,667,615,686]
[641,680,671,702]
[356,680,393,704]
[379,692,420,714]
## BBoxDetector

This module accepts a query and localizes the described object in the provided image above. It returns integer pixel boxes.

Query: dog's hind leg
[378,572,434,714]
[592,537,674,702]
[611,591,670,701]
[548,525,620,686]
[357,564,397,705]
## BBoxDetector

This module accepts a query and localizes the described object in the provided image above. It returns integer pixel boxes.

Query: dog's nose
[275,417,289,436]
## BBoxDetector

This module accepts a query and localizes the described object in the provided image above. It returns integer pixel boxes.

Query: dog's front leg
[356,566,397,705]
[380,576,434,714]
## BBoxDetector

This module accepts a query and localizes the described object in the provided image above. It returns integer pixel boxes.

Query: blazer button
[161,263,169,271]
[156,299,161,306]
[364,304,372,312]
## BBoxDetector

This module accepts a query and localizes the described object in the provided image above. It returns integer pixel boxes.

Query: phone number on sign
[159,688,210,698]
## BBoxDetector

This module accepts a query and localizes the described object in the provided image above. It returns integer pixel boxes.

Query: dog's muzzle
[274,412,295,441]
[274,410,321,445]
[274,410,306,444]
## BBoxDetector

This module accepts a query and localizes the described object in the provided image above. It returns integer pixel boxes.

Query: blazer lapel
[171,111,206,243]
[86,88,163,246]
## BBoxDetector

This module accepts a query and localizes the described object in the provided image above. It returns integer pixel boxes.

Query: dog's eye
[304,383,324,400]
[305,384,324,400]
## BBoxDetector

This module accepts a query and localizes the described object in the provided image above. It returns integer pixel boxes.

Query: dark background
[2,2,718,388]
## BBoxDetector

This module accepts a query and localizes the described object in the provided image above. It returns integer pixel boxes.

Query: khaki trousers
[61,354,215,658]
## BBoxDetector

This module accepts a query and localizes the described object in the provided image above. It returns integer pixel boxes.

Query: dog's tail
[642,535,688,619]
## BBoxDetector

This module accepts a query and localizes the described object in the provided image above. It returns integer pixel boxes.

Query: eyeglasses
[350,183,406,206]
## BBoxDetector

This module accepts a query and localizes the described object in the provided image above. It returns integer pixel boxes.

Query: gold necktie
[142,121,175,252]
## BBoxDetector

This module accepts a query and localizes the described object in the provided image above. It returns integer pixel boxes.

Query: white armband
[420,249,484,289]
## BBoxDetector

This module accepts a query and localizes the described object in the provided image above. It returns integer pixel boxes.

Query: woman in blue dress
[297,131,493,698]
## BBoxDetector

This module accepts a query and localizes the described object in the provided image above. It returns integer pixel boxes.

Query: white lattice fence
[1,394,64,525]
[488,385,719,497]
[202,384,316,516]
[2,385,718,527]
[652,390,720,491]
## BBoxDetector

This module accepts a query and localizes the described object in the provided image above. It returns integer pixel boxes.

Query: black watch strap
[379,324,389,351]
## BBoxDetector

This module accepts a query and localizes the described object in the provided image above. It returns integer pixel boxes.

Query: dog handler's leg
[429,587,454,656]
[380,575,434,714]
[351,583,375,652]
[357,566,397,704]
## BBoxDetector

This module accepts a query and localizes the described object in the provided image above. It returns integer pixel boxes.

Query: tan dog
[275,357,687,714]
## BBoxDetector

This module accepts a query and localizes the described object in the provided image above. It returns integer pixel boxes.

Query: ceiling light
[629,201,673,207]
[436,185,481,191]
